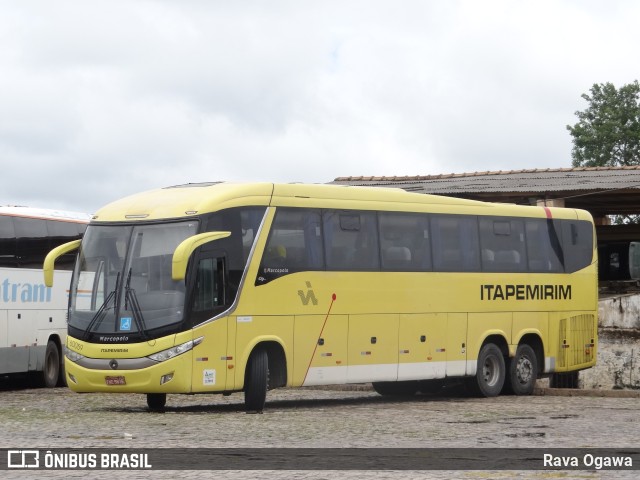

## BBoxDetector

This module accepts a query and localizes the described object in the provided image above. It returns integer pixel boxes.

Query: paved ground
[1,380,639,479]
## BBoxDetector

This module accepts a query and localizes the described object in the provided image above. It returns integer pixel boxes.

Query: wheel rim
[482,355,500,386]
[516,355,533,385]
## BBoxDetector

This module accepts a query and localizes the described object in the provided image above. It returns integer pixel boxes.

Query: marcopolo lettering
[480,284,571,301]
[99,336,130,342]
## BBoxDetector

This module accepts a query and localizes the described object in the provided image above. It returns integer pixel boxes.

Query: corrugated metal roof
[332,166,640,194]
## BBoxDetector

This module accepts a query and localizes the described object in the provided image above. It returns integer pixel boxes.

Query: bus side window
[324,210,379,271]
[46,219,84,269]
[13,216,49,267]
[256,208,323,285]
[525,219,563,272]
[0,215,17,266]
[561,220,594,273]
[378,212,430,271]
[192,257,226,313]
[479,217,526,272]
[430,215,480,272]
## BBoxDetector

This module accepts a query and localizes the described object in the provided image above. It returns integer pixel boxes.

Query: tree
[567,81,640,167]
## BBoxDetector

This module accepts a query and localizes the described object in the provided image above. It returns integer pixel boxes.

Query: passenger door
[190,254,229,392]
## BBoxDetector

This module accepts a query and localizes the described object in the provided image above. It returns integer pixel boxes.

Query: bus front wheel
[468,343,505,397]
[42,340,61,388]
[147,393,167,412]
[245,349,269,412]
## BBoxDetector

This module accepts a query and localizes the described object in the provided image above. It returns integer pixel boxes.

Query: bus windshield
[69,220,198,340]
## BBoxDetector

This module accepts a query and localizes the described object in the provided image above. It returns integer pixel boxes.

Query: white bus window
[46,220,86,268]
[0,216,16,266]
[14,217,49,267]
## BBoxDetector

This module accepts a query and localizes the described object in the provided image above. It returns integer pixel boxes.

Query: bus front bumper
[64,354,193,394]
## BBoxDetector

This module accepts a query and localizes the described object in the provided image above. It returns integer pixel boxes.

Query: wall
[579,293,640,390]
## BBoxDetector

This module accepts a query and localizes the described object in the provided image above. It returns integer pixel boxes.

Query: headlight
[65,346,85,363]
[147,337,204,363]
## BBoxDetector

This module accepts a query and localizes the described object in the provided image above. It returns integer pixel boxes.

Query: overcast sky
[1,1,638,213]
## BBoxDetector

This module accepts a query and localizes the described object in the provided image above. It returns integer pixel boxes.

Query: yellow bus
[44,183,597,411]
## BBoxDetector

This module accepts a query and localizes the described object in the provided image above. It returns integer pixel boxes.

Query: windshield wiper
[124,268,149,340]
[84,271,120,341]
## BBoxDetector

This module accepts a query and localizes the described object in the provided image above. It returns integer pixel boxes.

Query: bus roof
[90,182,591,222]
[0,205,92,223]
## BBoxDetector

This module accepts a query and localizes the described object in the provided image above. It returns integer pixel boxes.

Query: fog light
[68,373,77,384]
[160,372,174,385]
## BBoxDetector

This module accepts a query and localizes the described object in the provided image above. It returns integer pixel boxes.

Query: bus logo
[298,281,318,306]
[8,450,39,468]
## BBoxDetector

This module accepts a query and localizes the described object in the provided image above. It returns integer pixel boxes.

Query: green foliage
[612,214,638,225]
[567,81,640,167]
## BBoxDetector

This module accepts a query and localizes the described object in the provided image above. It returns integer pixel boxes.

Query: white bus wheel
[42,340,60,388]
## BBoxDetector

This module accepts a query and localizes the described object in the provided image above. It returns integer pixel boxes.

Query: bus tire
[57,362,68,388]
[245,348,269,412]
[42,340,61,388]
[507,344,538,395]
[147,393,167,412]
[372,381,418,396]
[468,343,505,397]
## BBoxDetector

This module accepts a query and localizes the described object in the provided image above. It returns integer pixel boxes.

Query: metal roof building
[332,166,640,241]
[333,166,640,216]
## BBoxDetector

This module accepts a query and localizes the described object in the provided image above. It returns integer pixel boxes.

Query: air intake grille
[557,314,595,368]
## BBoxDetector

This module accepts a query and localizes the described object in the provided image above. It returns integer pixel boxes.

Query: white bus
[1,206,91,387]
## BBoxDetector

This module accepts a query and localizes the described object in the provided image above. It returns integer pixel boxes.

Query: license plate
[105,376,126,386]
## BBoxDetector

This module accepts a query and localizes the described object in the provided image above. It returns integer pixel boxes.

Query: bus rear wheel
[506,344,538,395]
[147,393,167,412]
[245,349,269,412]
[42,340,61,388]
[467,343,505,397]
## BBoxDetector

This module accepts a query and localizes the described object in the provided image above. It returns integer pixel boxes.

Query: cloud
[0,1,639,212]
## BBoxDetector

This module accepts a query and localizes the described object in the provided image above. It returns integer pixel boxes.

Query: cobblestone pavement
[1,382,639,479]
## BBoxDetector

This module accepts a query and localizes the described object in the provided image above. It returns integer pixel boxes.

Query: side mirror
[43,239,82,287]
[172,231,231,281]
